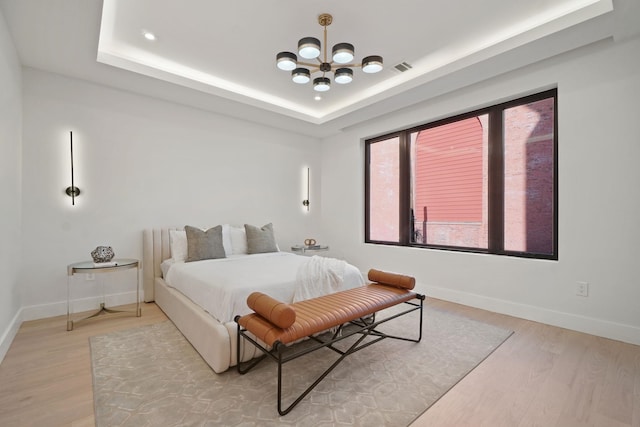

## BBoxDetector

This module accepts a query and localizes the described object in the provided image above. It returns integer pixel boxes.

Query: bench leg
[277,297,424,415]
[236,322,270,374]
[277,327,373,416]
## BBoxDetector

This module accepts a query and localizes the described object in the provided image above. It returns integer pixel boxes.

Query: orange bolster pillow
[246,292,296,329]
[368,269,416,290]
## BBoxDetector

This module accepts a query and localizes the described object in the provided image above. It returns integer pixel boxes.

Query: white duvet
[164,252,365,323]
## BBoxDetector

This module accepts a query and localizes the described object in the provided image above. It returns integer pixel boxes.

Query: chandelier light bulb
[313,77,331,92]
[292,68,311,84]
[332,43,354,64]
[276,52,297,71]
[334,68,353,84]
[298,37,321,59]
[362,55,383,73]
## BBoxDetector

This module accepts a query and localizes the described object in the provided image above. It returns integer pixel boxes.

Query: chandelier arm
[334,63,359,69]
[297,61,320,67]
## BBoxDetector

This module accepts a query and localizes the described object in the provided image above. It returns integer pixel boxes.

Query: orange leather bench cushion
[246,292,296,329]
[237,283,417,347]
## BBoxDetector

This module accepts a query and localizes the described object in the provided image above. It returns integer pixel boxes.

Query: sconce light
[65,131,80,205]
[302,167,310,210]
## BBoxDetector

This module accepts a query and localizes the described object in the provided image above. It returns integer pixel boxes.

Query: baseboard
[0,309,22,365]
[422,284,640,346]
[6,284,637,366]
[20,291,140,322]
[0,291,141,364]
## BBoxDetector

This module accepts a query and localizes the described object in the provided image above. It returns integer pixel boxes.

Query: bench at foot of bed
[234,269,425,416]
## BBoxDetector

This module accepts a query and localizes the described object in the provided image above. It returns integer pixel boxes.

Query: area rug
[90,305,512,426]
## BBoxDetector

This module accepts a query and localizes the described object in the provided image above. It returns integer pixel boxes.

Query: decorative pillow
[169,229,188,262]
[185,225,226,262]
[229,226,248,255]
[245,223,279,254]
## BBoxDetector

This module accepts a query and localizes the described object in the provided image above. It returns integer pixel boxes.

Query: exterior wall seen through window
[365,89,557,259]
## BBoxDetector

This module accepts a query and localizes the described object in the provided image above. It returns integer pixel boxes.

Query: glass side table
[66,258,141,331]
[291,245,329,255]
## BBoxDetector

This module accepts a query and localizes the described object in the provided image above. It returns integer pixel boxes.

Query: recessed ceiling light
[314,95,322,101]
[143,31,156,41]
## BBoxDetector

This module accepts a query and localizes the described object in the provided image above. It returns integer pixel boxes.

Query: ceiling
[1,0,637,138]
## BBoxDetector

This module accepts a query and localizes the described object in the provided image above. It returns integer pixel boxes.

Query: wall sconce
[302,167,310,210]
[65,131,80,205]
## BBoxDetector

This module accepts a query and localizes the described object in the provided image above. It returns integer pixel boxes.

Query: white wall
[321,36,640,345]
[0,7,22,361]
[7,11,639,357]
[20,69,322,320]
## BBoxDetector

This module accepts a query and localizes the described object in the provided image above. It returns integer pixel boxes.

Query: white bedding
[294,255,355,302]
[164,252,365,323]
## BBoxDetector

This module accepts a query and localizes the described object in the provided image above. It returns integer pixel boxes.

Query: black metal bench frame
[235,293,425,415]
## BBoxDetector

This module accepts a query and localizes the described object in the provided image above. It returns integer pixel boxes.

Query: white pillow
[229,226,248,255]
[221,224,232,257]
[169,229,188,262]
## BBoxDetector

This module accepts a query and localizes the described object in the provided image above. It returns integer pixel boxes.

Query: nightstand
[66,258,141,331]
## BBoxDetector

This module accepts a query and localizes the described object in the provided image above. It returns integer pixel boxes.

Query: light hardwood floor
[0,300,638,427]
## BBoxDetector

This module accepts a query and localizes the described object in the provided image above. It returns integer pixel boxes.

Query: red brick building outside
[370,98,554,254]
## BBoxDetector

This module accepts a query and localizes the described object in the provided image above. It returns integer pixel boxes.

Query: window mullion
[488,108,504,253]
[364,142,372,242]
[399,132,411,245]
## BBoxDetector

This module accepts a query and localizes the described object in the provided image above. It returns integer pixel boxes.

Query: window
[368,135,400,241]
[365,89,557,259]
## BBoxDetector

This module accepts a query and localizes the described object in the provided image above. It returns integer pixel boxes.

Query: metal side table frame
[66,258,141,331]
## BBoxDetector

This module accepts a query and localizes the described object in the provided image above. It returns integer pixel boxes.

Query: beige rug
[90,305,512,426]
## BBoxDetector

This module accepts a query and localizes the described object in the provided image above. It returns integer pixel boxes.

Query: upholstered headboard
[142,228,181,302]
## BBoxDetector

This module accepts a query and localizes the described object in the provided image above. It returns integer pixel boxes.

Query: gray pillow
[245,223,278,254]
[185,225,226,262]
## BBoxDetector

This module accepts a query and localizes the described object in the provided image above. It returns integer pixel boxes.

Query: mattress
[164,252,364,323]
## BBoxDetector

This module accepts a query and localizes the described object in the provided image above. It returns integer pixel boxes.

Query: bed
[142,225,365,373]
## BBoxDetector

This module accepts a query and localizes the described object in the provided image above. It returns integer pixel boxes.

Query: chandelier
[276,13,383,92]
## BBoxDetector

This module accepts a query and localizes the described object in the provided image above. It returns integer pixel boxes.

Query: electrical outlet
[576,281,589,297]
[85,273,95,281]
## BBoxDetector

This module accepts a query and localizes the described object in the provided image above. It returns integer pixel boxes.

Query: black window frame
[365,89,558,260]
